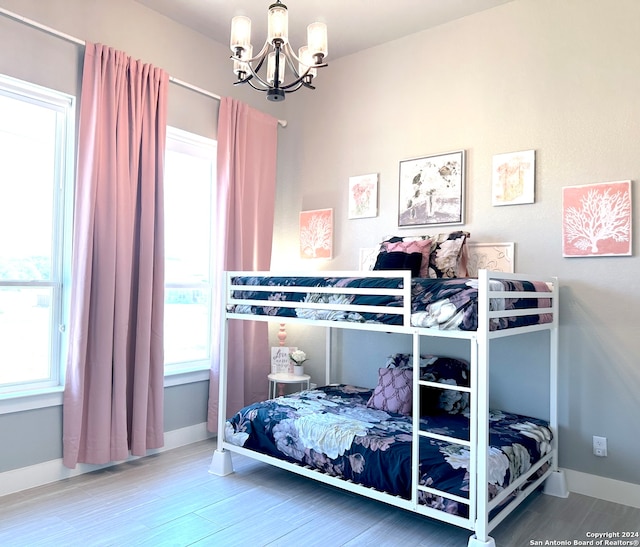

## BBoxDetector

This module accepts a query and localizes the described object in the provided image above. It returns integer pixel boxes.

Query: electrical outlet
[593,435,607,457]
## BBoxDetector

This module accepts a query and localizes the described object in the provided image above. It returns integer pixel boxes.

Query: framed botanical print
[348,173,378,219]
[398,150,465,227]
[492,149,535,206]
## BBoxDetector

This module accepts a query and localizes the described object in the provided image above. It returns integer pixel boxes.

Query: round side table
[268,372,311,398]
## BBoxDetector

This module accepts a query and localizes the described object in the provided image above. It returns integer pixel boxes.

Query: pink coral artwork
[348,173,378,219]
[562,180,632,257]
[299,208,333,259]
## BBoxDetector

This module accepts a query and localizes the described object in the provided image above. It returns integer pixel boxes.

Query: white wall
[272,0,640,488]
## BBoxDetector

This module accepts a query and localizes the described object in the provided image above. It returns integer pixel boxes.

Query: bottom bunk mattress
[224,385,553,516]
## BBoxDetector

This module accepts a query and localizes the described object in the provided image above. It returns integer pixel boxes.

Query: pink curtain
[207,98,279,432]
[63,43,168,468]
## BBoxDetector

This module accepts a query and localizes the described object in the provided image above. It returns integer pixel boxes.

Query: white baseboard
[0,423,213,498]
[564,468,640,508]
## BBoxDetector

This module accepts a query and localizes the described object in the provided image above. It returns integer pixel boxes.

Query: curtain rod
[0,6,287,128]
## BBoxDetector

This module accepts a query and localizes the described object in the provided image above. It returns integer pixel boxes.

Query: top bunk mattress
[226,274,554,331]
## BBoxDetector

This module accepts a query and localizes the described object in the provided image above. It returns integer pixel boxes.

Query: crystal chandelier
[230,1,328,102]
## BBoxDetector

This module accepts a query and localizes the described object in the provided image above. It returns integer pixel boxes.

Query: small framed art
[465,242,515,277]
[562,180,632,257]
[271,346,296,374]
[300,208,333,259]
[398,150,465,227]
[348,173,378,219]
[492,150,535,206]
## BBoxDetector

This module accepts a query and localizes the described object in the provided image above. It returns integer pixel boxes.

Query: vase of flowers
[290,350,307,376]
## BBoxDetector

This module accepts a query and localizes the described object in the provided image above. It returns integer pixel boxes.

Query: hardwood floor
[0,439,638,546]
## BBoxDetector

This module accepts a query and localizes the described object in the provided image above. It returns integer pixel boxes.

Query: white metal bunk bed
[209,269,567,547]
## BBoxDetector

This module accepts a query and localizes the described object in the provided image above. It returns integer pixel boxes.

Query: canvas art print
[348,173,378,219]
[562,180,632,257]
[398,151,465,227]
[271,346,296,374]
[300,208,333,259]
[492,150,535,206]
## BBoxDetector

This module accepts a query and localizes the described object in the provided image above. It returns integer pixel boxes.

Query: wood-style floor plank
[0,439,637,547]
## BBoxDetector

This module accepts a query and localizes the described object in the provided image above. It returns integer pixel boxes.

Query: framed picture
[465,242,515,277]
[492,150,535,206]
[358,247,379,270]
[398,150,465,227]
[562,180,632,257]
[300,208,333,259]
[271,346,296,374]
[348,173,378,219]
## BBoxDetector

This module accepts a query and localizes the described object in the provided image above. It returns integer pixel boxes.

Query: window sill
[164,367,210,387]
[0,387,64,415]
[0,368,210,415]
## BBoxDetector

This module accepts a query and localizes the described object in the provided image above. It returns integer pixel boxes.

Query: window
[0,75,74,395]
[164,127,217,374]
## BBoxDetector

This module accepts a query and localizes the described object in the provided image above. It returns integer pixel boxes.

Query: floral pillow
[384,353,470,415]
[367,367,413,415]
[427,231,470,278]
[420,355,470,415]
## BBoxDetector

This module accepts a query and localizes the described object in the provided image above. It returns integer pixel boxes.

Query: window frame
[163,126,217,378]
[0,74,75,404]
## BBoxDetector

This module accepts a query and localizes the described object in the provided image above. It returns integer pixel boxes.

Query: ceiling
[134,0,514,61]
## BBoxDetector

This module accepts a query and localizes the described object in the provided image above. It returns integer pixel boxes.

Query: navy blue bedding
[224,385,553,516]
[227,275,552,331]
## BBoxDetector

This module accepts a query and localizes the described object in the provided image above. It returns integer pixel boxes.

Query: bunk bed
[209,267,567,547]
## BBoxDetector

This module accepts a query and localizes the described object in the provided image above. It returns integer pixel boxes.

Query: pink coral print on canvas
[562,180,632,257]
[300,208,333,259]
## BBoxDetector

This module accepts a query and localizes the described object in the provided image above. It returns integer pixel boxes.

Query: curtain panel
[207,98,279,432]
[63,42,168,468]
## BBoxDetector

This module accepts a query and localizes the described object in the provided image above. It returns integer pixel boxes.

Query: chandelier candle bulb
[267,51,285,85]
[230,16,251,51]
[307,22,328,59]
[267,2,288,44]
[233,45,252,78]
[298,46,317,79]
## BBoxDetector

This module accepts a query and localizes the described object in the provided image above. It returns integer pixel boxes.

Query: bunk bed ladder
[411,331,480,534]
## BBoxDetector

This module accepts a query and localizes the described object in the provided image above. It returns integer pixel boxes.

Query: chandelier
[229,1,328,102]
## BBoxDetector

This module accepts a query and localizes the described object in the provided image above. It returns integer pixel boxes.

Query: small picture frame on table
[271,346,297,374]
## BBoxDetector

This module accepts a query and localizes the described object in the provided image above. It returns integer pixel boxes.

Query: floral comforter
[225,385,553,516]
[227,276,552,331]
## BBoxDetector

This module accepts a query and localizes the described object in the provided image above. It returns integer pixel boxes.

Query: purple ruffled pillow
[367,367,413,415]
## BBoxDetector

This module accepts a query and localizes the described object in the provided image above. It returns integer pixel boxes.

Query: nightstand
[268,372,311,398]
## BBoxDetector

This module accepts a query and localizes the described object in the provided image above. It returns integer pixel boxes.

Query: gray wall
[0,383,208,473]
[272,0,640,487]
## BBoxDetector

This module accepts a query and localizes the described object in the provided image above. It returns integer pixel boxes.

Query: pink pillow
[367,368,413,415]
[382,238,432,277]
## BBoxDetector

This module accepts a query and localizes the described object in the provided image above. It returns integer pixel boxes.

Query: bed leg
[467,534,496,547]
[543,469,569,498]
[208,449,234,476]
